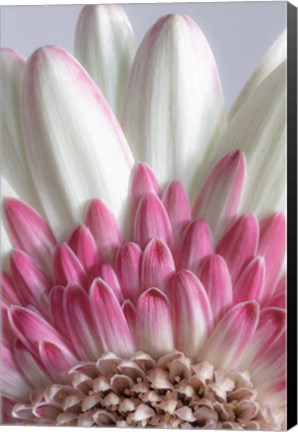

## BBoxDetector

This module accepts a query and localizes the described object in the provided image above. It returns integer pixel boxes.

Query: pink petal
[275,274,286,296]
[90,263,123,302]
[1,302,15,341]
[141,239,175,292]
[257,376,286,409]
[122,299,136,337]
[167,270,212,357]
[258,212,286,301]
[10,250,51,314]
[216,213,259,284]
[193,151,246,240]
[2,396,17,423]
[267,275,286,308]
[233,257,265,304]
[133,193,173,249]
[162,181,191,237]
[86,199,122,262]
[90,278,135,357]
[68,224,97,272]
[136,288,174,359]
[13,339,50,388]
[175,219,213,272]
[39,340,77,383]
[64,283,101,360]
[1,271,20,305]
[198,255,233,322]
[251,330,286,407]
[54,243,86,287]
[115,242,142,303]
[200,301,259,369]
[8,305,70,356]
[1,340,32,399]
[4,198,56,272]
[130,162,160,223]
[49,285,67,336]
[239,307,286,371]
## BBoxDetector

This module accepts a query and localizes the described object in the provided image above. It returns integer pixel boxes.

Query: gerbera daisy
[1,5,287,429]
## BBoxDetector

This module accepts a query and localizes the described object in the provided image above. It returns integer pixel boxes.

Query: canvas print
[1,2,288,430]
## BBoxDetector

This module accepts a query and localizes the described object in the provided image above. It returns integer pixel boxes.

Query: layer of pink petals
[2,153,286,416]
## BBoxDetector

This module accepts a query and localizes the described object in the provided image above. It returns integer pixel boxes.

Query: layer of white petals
[211,61,286,218]
[121,14,225,199]
[1,178,17,266]
[0,50,41,211]
[230,29,287,118]
[21,46,134,239]
[75,5,134,118]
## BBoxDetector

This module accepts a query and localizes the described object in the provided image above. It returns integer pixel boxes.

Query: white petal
[230,30,286,118]
[211,61,286,217]
[21,46,134,239]
[122,14,225,199]
[1,177,17,266]
[75,5,134,118]
[0,49,41,210]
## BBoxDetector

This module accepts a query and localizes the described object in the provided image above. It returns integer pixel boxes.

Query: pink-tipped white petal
[212,62,286,217]
[115,242,142,303]
[162,181,191,237]
[198,255,233,321]
[122,14,225,198]
[86,199,122,262]
[239,307,286,371]
[216,214,259,284]
[1,340,32,400]
[68,224,97,273]
[10,250,51,313]
[200,301,259,369]
[233,257,265,304]
[8,306,69,356]
[92,263,123,303]
[168,270,212,357]
[22,46,134,239]
[130,162,160,223]
[90,278,135,357]
[175,220,213,272]
[136,288,174,359]
[230,30,286,118]
[1,49,41,209]
[258,212,286,301]
[133,193,173,249]
[1,271,21,305]
[64,284,101,360]
[193,151,246,241]
[75,5,134,117]
[4,198,56,272]
[13,340,50,388]
[39,341,77,383]
[54,243,86,287]
[141,239,175,292]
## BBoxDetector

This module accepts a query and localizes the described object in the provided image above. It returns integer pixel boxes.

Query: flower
[1,5,286,430]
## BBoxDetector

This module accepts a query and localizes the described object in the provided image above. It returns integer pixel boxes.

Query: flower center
[11,351,283,429]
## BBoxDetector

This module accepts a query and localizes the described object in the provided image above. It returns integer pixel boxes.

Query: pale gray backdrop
[1,2,286,108]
